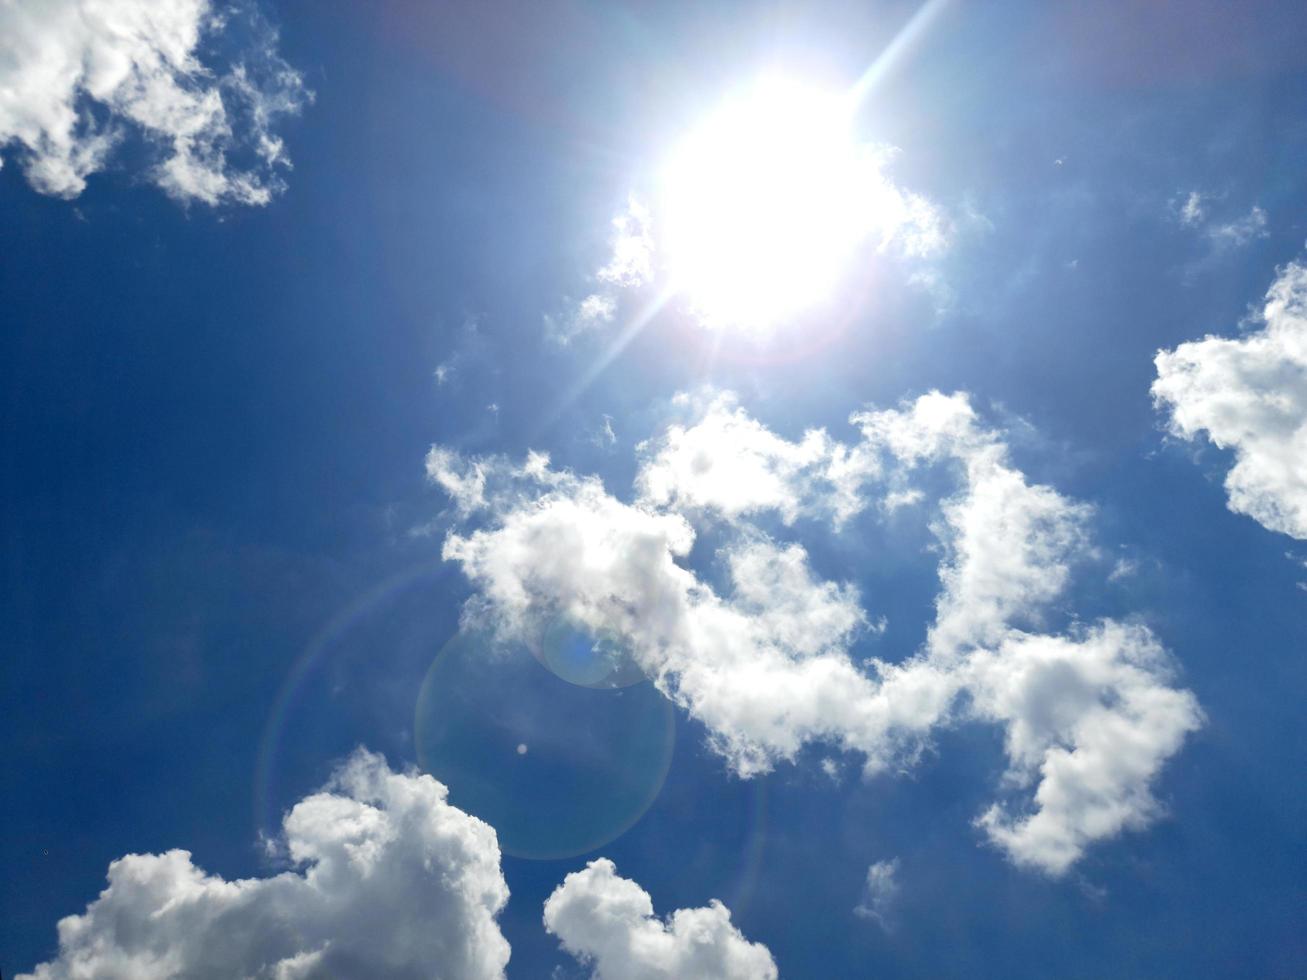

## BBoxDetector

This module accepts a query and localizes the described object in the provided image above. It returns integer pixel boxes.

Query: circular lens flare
[415,631,675,860]
[531,616,647,689]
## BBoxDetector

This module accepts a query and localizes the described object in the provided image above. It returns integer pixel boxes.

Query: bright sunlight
[658,77,886,332]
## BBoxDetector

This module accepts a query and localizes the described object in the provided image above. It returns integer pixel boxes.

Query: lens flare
[530,615,647,689]
[415,631,675,860]
[252,563,447,840]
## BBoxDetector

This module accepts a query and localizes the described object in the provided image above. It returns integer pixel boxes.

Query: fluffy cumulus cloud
[543,859,777,980]
[850,392,1093,656]
[0,0,307,205]
[1154,260,1307,539]
[19,750,511,980]
[635,390,873,526]
[429,390,1203,876]
[967,625,1201,875]
[437,449,887,776]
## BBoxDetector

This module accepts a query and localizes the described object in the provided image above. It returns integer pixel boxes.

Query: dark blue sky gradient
[4,2,1306,976]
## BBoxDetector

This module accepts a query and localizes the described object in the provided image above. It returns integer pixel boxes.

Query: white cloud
[578,293,617,324]
[851,392,1094,656]
[1208,206,1268,248]
[426,446,488,516]
[1108,557,1139,581]
[635,390,868,525]
[431,390,1202,875]
[907,266,957,318]
[1154,259,1307,539]
[853,397,1201,872]
[545,293,616,345]
[635,390,1094,661]
[439,456,885,776]
[543,858,777,980]
[596,196,655,289]
[548,198,652,345]
[591,414,617,449]
[0,0,307,205]
[19,749,510,980]
[1179,191,1206,227]
[853,398,1202,872]
[967,624,1202,876]
[1173,191,1268,249]
[853,859,900,930]
[862,149,949,259]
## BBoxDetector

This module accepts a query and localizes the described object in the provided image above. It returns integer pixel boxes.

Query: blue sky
[3,2,1305,978]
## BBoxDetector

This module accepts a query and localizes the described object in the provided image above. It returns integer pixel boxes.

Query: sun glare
[659,78,878,332]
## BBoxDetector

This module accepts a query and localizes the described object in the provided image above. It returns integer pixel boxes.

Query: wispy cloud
[1173,190,1268,249]
[0,0,309,206]
[547,198,653,345]
[854,859,901,931]
[590,414,617,450]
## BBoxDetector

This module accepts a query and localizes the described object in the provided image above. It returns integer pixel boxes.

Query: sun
[658,77,880,333]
